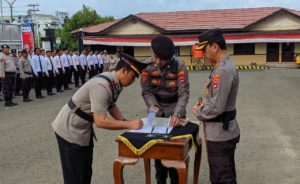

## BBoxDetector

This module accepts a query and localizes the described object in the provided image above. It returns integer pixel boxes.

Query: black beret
[119,52,149,78]
[151,36,175,60]
[11,49,16,53]
[196,28,225,50]
[1,44,10,49]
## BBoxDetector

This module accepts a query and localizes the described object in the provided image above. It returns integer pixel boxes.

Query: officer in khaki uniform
[19,49,33,102]
[52,53,149,184]
[140,36,190,184]
[192,29,240,184]
[0,45,18,106]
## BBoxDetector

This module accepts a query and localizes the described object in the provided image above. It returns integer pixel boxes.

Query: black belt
[25,72,32,75]
[155,94,178,104]
[206,109,236,130]
[67,99,97,140]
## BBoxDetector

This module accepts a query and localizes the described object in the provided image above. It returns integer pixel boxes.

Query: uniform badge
[141,71,148,84]
[150,79,161,86]
[167,80,177,88]
[178,70,186,84]
[212,74,220,90]
[150,70,160,77]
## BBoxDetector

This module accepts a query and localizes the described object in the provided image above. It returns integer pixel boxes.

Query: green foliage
[56,5,114,49]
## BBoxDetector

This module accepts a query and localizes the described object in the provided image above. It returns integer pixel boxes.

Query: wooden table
[113,137,202,184]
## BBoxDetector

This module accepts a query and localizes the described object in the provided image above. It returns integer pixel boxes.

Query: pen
[150,126,154,134]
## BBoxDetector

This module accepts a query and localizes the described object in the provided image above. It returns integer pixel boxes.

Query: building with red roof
[73,7,300,66]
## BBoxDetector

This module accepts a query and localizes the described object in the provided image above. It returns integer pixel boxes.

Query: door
[281,43,294,62]
[267,43,279,62]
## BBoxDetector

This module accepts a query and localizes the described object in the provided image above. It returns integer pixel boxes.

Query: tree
[57,5,114,49]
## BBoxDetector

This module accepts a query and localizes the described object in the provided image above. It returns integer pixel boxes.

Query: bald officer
[192,29,240,184]
[52,52,149,184]
[0,45,18,106]
[140,36,190,184]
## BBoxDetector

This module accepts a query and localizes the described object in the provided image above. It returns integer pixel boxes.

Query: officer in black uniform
[141,36,190,184]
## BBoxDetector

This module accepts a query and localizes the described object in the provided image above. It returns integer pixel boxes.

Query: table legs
[161,156,190,184]
[144,158,151,184]
[113,156,139,184]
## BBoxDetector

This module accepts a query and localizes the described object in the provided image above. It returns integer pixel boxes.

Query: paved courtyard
[0,69,299,184]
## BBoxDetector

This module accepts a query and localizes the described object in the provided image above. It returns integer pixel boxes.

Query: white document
[128,117,173,134]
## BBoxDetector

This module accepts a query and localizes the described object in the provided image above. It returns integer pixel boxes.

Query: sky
[1,0,300,19]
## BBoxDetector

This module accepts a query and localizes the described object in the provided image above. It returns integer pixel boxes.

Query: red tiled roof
[72,19,121,34]
[76,7,300,34]
[135,7,299,31]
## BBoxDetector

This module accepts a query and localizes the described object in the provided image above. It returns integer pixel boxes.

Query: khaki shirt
[19,57,33,79]
[140,57,190,117]
[0,53,17,78]
[52,71,123,146]
[195,55,240,141]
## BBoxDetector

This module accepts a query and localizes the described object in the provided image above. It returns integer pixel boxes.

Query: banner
[21,23,34,50]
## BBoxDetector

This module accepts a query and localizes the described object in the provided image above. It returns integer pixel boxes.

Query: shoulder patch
[212,74,220,90]
[178,70,186,84]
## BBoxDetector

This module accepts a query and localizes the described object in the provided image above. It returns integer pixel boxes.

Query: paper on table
[128,117,173,134]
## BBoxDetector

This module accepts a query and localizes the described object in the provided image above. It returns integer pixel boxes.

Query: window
[233,43,255,55]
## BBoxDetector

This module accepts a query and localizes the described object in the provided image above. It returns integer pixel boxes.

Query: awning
[83,32,300,46]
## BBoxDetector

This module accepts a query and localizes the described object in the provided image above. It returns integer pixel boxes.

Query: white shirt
[72,54,80,70]
[97,54,104,65]
[31,55,48,75]
[79,54,87,68]
[54,55,65,71]
[86,54,94,67]
[50,56,58,73]
[61,54,70,67]
[92,54,99,65]
[67,55,73,66]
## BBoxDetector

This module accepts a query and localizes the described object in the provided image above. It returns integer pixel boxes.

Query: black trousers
[74,65,80,86]
[207,136,240,184]
[45,71,55,94]
[56,133,94,184]
[1,72,16,103]
[63,67,71,89]
[34,72,43,97]
[56,68,64,91]
[21,77,32,99]
[69,66,74,84]
[80,66,87,85]
[88,65,95,79]
[99,64,104,74]
[15,72,22,94]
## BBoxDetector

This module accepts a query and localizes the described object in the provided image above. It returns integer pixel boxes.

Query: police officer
[19,49,33,102]
[0,45,18,106]
[11,49,22,96]
[52,52,149,184]
[192,29,240,184]
[140,36,190,184]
